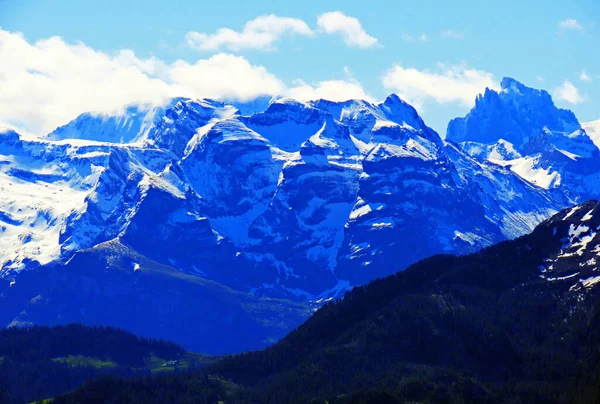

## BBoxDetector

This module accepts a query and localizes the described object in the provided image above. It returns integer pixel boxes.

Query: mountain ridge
[1,78,598,353]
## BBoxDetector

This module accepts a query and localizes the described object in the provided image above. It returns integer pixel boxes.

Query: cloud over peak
[0,29,371,135]
[382,63,498,109]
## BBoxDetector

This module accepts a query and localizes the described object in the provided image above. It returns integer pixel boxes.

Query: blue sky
[0,0,598,135]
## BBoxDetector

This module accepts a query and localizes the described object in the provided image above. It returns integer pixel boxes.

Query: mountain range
[51,201,600,403]
[0,78,598,353]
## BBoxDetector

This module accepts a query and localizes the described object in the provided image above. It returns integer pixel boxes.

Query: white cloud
[402,33,429,42]
[168,54,285,100]
[579,70,592,82]
[317,11,379,48]
[0,29,368,136]
[382,63,498,107]
[185,14,314,51]
[288,78,372,102]
[441,30,464,39]
[559,19,583,31]
[553,80,586,104]
[287,66,372,102]
[288,80,371,101]
[536,76,545,82]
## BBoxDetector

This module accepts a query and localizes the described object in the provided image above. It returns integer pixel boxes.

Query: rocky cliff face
[0,90,575,297]
[447,77,600,201]
[0,83,596,353]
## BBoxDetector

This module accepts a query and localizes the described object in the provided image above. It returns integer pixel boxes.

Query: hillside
[0,324,216,404]
[0,240,310,354]
[53,201,600,403]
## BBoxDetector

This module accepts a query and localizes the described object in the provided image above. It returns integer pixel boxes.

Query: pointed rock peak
[0,126,20,137]
[378,94,443,144]
[383,93,408,106]
[381,93,419,114]
[500,77,527,92]
[0,127,21,147]
[384,93,400,102]
[498,77,552,101]
[447,77,581,147]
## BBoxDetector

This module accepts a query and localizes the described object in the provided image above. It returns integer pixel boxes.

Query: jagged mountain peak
[0,126,19,135]
[0,127,21,147]
[499,76,542,94]
[445,77,600,198]
[448,78,580,147]
[380,93,430,133]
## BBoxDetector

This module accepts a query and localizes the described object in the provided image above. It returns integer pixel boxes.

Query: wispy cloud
[402,33,429,42]
[553,80,586,104]
[441,30,464,39]
[559,18,583,31]
[382,63,497,109]
[317,11,379,48]
[185,14,314,51]
[579,70,592,82]
[0,29,369,135]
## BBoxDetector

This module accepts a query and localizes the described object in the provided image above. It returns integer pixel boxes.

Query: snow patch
[581,275,600,288]
[581,209,594,222]
[349,204,372,220]
[563,205,582,221]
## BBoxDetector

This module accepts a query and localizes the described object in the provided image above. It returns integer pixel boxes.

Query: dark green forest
[51,205,600,403]
[0,324,214,403]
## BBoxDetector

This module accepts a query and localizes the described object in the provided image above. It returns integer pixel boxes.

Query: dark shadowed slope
[54,201,600,403]
[0,324,217,404]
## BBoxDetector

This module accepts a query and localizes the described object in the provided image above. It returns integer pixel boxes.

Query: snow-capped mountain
[0,81,596,352]
[447,77,600,201]
[0,89,572,294]
[48,104,166,144]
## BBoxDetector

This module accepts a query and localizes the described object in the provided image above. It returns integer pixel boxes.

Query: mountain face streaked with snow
[0,78,597,352]
[447,78,600,200]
